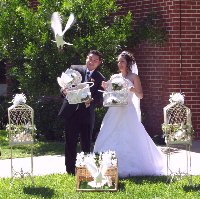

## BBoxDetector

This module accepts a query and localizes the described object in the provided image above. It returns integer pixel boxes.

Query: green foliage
[0,1,166,140]
[129,12,167,46]
[0,96,9,129]
[31,96,64,141]
[0,0,132,97]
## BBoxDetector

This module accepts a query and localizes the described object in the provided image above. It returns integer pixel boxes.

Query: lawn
[0,130,64,159]
[0,174,200,198]
[0,130,200,198]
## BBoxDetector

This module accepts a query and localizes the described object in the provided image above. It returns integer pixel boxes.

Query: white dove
[51,12,76,49]
[57,72,74,88]
[84,158,110,188]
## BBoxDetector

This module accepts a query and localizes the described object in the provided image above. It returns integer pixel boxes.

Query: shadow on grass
[120,176,169,185]
[33,142,64,156]
[7,141,65,157]
[183,184,200,192]
[23,186,54,198]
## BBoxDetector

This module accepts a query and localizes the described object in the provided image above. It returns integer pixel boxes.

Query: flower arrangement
[6,123,36,144]
[169,92,185,104]
[162,123,194,143]
[76,151,117,168]
[110,74,124,91]
[9,93,27,109]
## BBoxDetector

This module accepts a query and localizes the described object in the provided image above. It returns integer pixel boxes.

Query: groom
[58,50,105,175]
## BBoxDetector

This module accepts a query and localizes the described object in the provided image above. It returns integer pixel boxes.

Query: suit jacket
[58,65,105,122]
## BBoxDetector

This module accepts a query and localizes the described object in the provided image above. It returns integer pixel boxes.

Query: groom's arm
[91,72,106,108]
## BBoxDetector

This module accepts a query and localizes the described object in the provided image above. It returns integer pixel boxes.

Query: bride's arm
[129,74,143,99]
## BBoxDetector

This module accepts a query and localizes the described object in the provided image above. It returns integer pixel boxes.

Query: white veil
[131,63,141,122]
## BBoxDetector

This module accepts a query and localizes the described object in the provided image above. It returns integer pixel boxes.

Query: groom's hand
[85,98,94,108]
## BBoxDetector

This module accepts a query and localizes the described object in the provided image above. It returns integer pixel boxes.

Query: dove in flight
[51,12,76,49]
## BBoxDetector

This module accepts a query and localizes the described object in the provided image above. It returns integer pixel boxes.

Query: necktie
[86,71,90,81]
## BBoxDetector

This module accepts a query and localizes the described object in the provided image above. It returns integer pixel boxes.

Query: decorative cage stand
[162,101,193,183]
[7,102,34,180]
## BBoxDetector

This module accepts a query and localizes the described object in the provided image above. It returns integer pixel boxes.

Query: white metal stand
[7,103,34,182]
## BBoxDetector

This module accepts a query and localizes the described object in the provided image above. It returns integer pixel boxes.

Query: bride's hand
[129,86,135,92]
[61,88,68,97]
[101,81,108,90]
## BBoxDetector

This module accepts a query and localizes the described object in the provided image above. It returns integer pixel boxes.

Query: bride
[94,51,166,178]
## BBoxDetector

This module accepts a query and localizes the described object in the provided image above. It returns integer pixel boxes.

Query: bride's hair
[119,51,136,72]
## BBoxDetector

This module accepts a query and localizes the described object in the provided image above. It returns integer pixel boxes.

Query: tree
[0,0,132,98]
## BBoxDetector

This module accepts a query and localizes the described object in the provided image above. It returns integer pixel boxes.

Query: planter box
[76,166,118,192]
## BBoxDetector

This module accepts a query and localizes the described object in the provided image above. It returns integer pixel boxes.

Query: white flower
[11,93,26,106]
[169,92,185,104]
[106,96,120,104]
[111,78,123,86]
[174,129,186,140]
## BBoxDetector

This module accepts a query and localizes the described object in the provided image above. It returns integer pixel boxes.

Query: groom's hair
[88,50,103,61]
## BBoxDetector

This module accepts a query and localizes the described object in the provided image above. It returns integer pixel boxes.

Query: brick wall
[116,0,200,139]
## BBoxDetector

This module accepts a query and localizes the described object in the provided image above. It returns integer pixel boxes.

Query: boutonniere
[90,78,95,82]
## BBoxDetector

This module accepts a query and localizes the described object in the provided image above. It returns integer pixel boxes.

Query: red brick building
[1,0,199,139]
[116,0,200,139]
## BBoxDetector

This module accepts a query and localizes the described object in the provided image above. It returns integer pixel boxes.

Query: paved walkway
[0,141,200,178]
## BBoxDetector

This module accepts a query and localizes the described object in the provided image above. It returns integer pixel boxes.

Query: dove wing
[85,161,98,177]
[100,164,109,177]
[62,13,76,34]
[51,12,63,36]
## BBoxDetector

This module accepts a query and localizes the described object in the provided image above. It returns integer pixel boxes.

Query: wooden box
[76,166,118,192]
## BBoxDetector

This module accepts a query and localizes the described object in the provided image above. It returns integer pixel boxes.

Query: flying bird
[51,12,76,49]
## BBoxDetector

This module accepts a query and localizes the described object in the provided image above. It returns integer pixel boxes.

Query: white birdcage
[102,74,129,107]
[162,93,193,182]
[66,82,94,104]
[7,94,35,179]
[57,68,94,104]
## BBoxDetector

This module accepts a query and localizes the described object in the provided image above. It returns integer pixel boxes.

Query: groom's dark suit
[58,65,105,175]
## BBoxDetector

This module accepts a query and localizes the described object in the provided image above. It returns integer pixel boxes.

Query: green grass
[0,174,200,198]
[0,130,64,159]
[1,130,200,198]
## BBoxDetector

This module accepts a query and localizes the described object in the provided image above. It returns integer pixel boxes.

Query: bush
[0,96,9,130]
[32,96,64,141]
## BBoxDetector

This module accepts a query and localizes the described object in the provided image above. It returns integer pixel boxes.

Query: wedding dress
[94,78,166,178]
